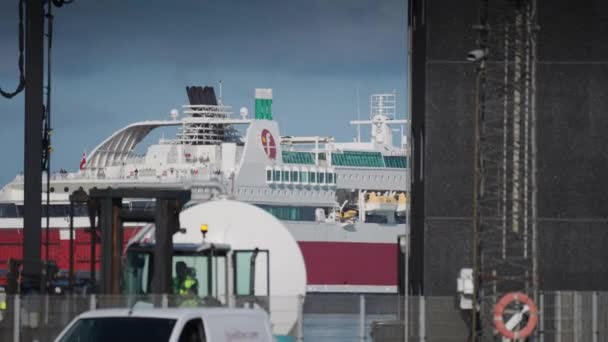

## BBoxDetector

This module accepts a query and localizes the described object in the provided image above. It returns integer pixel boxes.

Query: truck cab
[124,241,270,310]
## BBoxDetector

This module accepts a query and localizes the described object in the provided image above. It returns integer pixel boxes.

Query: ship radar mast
[350,92,409,147]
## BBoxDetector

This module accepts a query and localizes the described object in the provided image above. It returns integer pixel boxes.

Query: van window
[178,318,205,342]
[58,317,176,342]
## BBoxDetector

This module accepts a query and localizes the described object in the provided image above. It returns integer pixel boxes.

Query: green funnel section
[255,88,273,120]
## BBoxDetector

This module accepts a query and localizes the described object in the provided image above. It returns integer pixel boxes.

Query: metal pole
[13,295,20,342]
[418,296,425,342]
[69,201,74,292]
[44,0,53,268]
[23,0,45,292]
[530,0,540,322]
[297,295,304,342]
[556,292,562,342]
[592,292,598,342]
[153,199,173,295]
[405,232,409,342]
[89,294,96,311]
[359,295,366,342]
[90,206,97,290]
[162,294,168,308]
[99,199,113,294]
[44,294,48,325]
[471,64,483,342]
[574,292,581,341]
[539,292,544,342]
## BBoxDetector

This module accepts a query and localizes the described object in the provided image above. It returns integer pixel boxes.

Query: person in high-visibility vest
[173,261,199,307]
[173,261,198,296]
[0,289,6,323]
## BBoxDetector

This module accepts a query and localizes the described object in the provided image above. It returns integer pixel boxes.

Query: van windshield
[58,317,177,342]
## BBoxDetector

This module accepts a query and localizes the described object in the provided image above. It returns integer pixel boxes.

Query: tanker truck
[122,199,307,337]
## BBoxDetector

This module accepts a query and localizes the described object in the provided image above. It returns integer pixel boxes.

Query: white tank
[177,199,307,335]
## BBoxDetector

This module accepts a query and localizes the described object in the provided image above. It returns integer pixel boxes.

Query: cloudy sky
[0,0,408,185]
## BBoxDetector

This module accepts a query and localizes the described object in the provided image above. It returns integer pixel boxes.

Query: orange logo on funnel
[261,129,276,159]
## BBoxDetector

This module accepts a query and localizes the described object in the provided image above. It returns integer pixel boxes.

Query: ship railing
[31,172,88,182]
[182,104,233,118]
[384,150,409,157]
[15,169,217,184]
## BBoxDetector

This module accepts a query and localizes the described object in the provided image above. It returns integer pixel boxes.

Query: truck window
[178,318,206,342]
[58,317,176,342]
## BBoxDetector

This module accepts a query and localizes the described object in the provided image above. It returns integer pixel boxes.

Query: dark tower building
[410,0,608,295]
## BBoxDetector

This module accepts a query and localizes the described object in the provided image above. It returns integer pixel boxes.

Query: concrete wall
[411,0,608,295]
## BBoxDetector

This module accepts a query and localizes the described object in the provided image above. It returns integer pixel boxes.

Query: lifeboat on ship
[365,192,398,215]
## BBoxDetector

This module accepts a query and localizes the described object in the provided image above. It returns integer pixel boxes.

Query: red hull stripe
[298,241,397,286]
[0,230,398,287]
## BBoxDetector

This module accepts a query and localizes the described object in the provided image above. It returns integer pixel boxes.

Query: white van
[54,307,274,342]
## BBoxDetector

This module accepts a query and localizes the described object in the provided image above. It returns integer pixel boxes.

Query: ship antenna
[218,80,223,104]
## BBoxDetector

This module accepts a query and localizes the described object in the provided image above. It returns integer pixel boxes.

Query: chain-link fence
[0,291,607,341]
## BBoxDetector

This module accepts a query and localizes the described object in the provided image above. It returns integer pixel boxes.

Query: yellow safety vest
[173,276,198,295]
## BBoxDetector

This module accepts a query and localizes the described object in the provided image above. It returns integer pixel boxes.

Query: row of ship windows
[266,169,336,185]
[266,169,405,185]
[0,201,155,218]
[256,204,406,223]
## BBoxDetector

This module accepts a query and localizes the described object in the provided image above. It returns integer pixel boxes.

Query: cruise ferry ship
[0,86,409,293]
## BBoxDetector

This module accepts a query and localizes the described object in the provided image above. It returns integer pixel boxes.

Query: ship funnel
[186,86,218,107]
[255,88,273,120]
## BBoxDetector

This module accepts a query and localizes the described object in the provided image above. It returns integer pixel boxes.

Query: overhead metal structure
[471,0,539,340]
[87,187,191,295]
[22,0,45,292]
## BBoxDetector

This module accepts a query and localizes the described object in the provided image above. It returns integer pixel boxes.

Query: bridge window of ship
[326,171,334,185]
[291,170,299,183]
[266,167,273,183]
[318,170,325,185]
[255,204,319,221]
[282,168,290,184]
[309,171,316,184]
[273,168,281,184]
[300,169,309,184]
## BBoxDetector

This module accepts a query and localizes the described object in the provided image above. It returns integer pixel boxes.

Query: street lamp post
[400,232,409,342]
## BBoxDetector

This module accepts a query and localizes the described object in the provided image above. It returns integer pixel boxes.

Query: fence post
[162,294,168,308]
[44,294,49,325]
[228,294,235,308]
[359,295,366,342]
[555,291,562,342]
[574,292,581,341]
[592,292,598,342]
[89,294,96,311]
[13,295,20,342]
[539,292,544,342]
[418,296,425,342]
[296,295,304,342]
